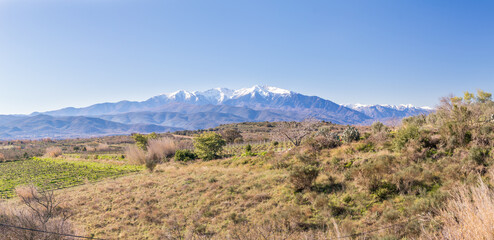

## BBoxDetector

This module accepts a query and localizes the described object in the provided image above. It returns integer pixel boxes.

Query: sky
[0,0,493,114]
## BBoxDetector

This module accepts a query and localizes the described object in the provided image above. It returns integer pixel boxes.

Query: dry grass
[0,153,5,162]
[46,161,349,239]
[147,138,179,161]
[96,143,111,152]
[422,177,494,240]
[44,146,62,158]
[125,145,146,165]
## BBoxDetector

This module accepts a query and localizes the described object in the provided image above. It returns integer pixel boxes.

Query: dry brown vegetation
[0,186,79,240]
[422,176,494,240]
[125,145,146,165]
[44,147,62,158]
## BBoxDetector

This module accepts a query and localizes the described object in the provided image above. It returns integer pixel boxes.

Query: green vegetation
[193,132,226,160]
[131,132,158,150]
[174,149,197,162]
[0,157,141,198]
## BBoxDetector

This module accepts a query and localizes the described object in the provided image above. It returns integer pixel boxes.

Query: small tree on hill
[274,118,320,146]
[221,129,243,143]
[193,132,226,160]
[131,132,159,151]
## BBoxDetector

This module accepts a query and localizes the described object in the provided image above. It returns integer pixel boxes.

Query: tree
[273,118,320,146]
[131,132,159,151]
[476,89,492,103]
[132,134,149,150]
[193,132,226,160]
[220,129,243,143]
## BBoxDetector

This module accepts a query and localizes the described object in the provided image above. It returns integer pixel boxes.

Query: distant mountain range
[0,85,433,139]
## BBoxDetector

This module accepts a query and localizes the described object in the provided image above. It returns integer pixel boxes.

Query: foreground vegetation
[0,158,142,199]
[1,90,494,239]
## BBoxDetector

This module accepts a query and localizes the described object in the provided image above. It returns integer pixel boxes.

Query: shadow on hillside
[311,182,344,194]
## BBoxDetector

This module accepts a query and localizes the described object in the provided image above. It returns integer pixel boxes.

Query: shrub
[175,149,198,162]
[393,124,420,151]
[145,152,160,172]
[371,121,386,133]
[289,164,320,191]
[44,147,62,158]
[193,132,226,160]
[0,153,5,162]
[341,126,360,143]
[356,142,375,152]
[241,144,257,156]
[125,145,146,165]
[468,147,490,166]
[147,138,179,162]
[369,180,398,201]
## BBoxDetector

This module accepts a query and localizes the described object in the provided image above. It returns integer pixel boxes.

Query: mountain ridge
[0,85,433,139]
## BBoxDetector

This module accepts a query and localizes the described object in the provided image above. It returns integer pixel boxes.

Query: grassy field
[0,157,142,199]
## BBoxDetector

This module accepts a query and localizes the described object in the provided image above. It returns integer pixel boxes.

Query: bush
[145,151,160,172]
[369,180,398,201]
[341,126,360,143]
[193,132,226,160]
[241,144,257,156]
[175,149,198,162]
[289,164,320,191]
[393,124,420,151]
[468,147,490,166]
[147,138,179,162]
[371,121,386,133]
[125,145,146,165]
[44,147,62,158]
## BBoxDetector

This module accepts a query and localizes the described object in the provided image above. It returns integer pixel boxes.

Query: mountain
[42,86,369,123]
[0,85,433,139]
[0,115,180,140]
[344,104,433,123]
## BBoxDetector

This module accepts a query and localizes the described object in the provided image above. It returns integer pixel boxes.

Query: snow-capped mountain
[151,85,292,105]
[344,103,433,121]
[0,85,434,139]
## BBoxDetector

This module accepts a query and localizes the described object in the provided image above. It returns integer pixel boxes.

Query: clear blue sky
[0,0,493,114]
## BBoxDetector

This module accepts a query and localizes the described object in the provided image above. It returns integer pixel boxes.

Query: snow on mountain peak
[162,85,291,103]
[345,103,433,111]
[166,90,196,100]
[233,85,291,97]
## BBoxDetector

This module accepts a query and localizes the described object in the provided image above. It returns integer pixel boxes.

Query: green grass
[223,141,294,156]
[0,157,142,199]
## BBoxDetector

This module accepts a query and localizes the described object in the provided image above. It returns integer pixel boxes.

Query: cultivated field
[0,157,142,199]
